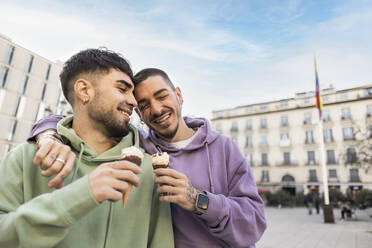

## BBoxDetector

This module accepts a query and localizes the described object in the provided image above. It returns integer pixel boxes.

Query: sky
[0,0,371,119]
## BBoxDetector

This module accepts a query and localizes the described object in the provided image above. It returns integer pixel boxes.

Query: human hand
[33,131,76,189]
[88,160,142,204]
[154,168,198,211]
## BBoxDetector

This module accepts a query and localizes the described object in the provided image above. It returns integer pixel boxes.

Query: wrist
[193,191,209,215]
[36,130,63,148]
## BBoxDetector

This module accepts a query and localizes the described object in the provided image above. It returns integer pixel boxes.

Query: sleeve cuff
[198,191,225,227]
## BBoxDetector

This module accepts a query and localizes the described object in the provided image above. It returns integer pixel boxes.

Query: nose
[126,92,138,108]
[150,101,162,115]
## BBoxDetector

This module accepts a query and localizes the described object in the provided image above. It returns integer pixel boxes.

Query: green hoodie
[0,117,174,248]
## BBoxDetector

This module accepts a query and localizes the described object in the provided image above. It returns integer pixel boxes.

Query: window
[367,105,372,117]
[6,46,15,65]
[215,123,222,133]
[280,132,290,147]
[322,95,330,103]
[245,153,253,166]
[27,55,34,73]
[261,153,268,166]
[305,130,314,144]
[327,150,336,164]
[303,99,311,105]
[283,152,291,165]
[341,107,352,120]
[260,135,268,147]
[260,170,270,183]
[280,102,288,108]
[323,110,332,122]
[14,96,26,118]
[245,120,252,130]
[346,148,357,164]
[349,169,360,182]
[260,118,267,129]
[245,135,253,148]
[7,120,18,141]
[260,105,267,111]
[231,137,238,145]
[216,111,224,118]
[329,169,337,179]
[230,122,238,132]
[309,169,318,182]
[343,127,354,140]
[365,88,372,97]
[307,151,316,165]
[304,112,312,124]
[45,64,51,80]
[339,92,348,101]
[0,66,9,88]
[20,76,29,94]
[323,129,334,142]
[245,106,253,113]
[280,115,288,127]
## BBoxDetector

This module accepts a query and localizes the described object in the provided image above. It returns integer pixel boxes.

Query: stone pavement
[257,207,372,248]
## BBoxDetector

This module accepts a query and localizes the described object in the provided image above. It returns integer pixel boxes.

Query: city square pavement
[257,207,372,248]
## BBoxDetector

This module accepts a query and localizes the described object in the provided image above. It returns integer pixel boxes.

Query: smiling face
[87,69,137,138]
[134,75,183,141]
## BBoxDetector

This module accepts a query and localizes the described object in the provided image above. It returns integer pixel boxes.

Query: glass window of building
[261,170,270,182]
[215,123,222,133]
[27,55,34,73]
[339,92,348,101]
[260,118,267,129]
[304,112,312,124]
[349,168,360,182]
[303,98,311,105]
[323,110,332,122]
[308,169,318,182]
[283,152,291,165]
[322,95,330,103]
[245,153,253,166]
[0,66,9,88]
[346,148,357,164]
[323,129,334,142]
[280,115,288,127]
[231,137,238,145]
[280,102,288,108]
[365,88,372,96]
[20,76,29,94]
[260,135,268,146]
[341,107,352,120]
[45,64,51,80]
[367,105,372,116]
[260,105,267,111]
[230,121,238,132]
[305,130,314,144]
[7,120,18,141]
[326,150,336,164]
[307,151,316,165]
[343,127,354,140]
[329,169,338,179]
[5,46,15,65]
[245,135,253,147]
[261,153,268,166]
[245,106,253,113]
[245,119,252,130]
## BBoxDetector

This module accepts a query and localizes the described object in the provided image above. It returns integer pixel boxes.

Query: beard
[87,94,130,138]
[149,108,180,140]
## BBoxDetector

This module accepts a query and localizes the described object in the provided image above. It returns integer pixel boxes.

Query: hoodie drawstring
[68,143,85,184]
[205,143,215,193]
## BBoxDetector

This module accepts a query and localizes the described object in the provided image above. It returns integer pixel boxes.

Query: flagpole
[314,56,334,223]
[317,118,329,205]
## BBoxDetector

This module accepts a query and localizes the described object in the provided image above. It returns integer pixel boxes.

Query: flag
[314,57,323,120]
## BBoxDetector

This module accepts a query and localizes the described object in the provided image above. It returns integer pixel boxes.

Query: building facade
[211,84,372,195]
[0,33,71,160]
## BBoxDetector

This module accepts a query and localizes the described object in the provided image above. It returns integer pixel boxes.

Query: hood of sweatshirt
[146,117,219,154]
[57,116,142,163]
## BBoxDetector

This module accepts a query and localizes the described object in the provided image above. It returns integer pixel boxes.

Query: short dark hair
[59,48,133,106]
[133,68,175,89]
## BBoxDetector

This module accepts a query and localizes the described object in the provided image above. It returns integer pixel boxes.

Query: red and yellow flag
[314,57,323,120]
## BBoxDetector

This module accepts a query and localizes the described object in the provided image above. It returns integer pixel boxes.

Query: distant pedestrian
[314,194,320,214]
[305,192,313,215]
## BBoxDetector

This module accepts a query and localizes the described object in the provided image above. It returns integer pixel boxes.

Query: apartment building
[0,33,71,159]
[211,84,372,195]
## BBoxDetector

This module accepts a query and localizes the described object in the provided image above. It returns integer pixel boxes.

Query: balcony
[304,139,315,145]
[308,177,318,183]
[341,116,352,121]
[306,160,317,166]
[349,177,361,183]
[279,140,291,147]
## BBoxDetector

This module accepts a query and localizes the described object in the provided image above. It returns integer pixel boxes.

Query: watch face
[197,193,209,210]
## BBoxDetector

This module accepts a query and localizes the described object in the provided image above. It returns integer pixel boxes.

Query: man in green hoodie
[0,48,173,248]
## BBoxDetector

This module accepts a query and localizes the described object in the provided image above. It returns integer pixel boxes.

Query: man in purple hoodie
[30,68,266,247]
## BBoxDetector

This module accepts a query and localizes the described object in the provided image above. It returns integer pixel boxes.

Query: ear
[74,78,94,104]
[175,87,183,105]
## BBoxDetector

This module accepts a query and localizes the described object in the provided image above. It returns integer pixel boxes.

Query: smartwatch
[194,191,209,215]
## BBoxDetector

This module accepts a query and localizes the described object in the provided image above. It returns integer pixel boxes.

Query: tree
[341,118,372,173]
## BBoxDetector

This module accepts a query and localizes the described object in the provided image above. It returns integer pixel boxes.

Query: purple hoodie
[29,116,266,248]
